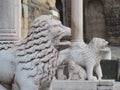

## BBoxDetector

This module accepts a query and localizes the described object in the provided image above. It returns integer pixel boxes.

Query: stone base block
[52,80,115,90]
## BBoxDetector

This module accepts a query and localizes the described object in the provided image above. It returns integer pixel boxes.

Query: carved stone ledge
[52,80,115,90]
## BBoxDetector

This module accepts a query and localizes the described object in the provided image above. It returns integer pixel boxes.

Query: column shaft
[71,0,83,42]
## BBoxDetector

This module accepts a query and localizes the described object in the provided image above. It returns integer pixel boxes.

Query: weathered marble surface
[114,82,120,90]
[57,38,111,80]
[51,80,115,90]
[0,15,71,90]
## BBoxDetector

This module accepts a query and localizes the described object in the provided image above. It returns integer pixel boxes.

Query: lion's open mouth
[56,36,71,50]
[102,41,108,49]
[102,46,107,49]
[60,36,71,42]
[59,36,71,46]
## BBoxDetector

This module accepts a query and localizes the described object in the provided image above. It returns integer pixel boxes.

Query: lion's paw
[98,77,102,81]
[89,76,97,81]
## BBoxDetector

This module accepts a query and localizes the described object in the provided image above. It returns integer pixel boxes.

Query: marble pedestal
[52,80,115,90]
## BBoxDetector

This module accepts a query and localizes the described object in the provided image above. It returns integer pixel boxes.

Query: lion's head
[68,61,76,69]
[33,15,71,49]
[88,37,111,59]
[89,38,108,51]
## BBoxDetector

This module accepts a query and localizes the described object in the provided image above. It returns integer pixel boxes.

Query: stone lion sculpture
[0,15,71,90]
[68,61,87,80]
[57,38,111,81]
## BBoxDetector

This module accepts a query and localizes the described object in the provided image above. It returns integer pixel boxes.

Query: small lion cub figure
[68,61,87,80]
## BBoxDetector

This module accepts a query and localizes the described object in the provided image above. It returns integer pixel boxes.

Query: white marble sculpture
[68,61,87,80]
[0,15,71,90]
[57,38,111,80]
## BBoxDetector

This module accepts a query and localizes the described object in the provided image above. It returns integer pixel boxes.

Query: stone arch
[56,0,71,27]
[84,0,105,42]
[56,0,63,23]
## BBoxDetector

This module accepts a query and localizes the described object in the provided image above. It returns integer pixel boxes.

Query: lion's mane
[14,16,58,88]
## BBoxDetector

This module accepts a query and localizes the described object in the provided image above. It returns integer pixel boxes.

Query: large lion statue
[0,15,71,90]
[57,38,111,80]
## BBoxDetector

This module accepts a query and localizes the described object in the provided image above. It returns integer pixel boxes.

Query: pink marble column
[71,0,83,42]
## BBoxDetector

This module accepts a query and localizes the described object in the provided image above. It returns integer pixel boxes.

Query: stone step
[51,80,115,90]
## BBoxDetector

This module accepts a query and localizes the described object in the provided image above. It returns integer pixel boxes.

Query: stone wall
[21,0,120,44]
[28,0,58,27]
[21,0,58,38]
[84,0,120,45]
[56,0,120,45]
[56,0,71,27]
[84,0,106,42]
[105,7,120,45]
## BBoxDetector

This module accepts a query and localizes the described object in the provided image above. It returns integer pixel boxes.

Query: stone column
[71,0,85,46]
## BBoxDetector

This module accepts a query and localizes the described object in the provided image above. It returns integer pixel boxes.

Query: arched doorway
[85,0,105,42]
[56,0,71,27]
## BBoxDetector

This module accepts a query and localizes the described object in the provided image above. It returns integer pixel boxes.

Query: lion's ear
[90,37,96,44]
[92,37,97,42]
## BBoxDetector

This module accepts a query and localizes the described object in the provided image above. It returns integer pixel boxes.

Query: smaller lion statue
[57,38,111,81]
[68,61,87,80]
